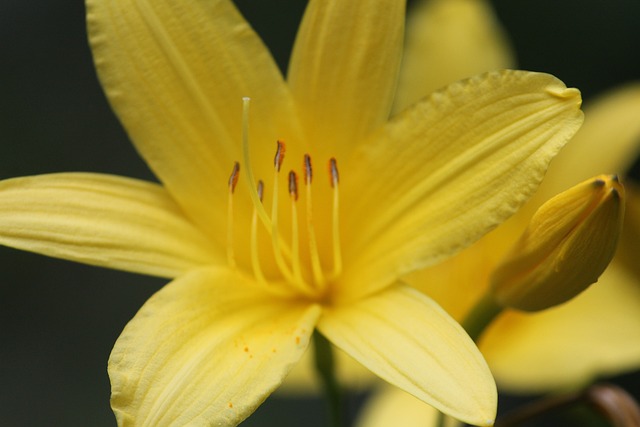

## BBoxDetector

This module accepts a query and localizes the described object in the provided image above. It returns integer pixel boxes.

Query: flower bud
[490,174,625,311]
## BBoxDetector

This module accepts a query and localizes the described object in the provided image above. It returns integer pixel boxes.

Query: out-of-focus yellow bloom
[491,175,625,311]
[617,182,640,279]
[396,0,640,393]
[393,0,514,113]
[352,0,640,424]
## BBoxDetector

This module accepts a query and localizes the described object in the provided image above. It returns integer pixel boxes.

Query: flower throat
[226,97,342,297]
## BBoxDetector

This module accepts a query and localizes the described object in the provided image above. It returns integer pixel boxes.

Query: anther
[329,158,339,188]
[304,154,313,185]
[289,170,299,201]
[274,140,286,172]
[228,162,240,192]
[256,180,264,202]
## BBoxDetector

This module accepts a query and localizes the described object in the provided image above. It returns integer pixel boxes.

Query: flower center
[226,98,343,298]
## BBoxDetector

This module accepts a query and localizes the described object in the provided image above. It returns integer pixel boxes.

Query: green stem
[313,331,344,427]
[461,292,504,342]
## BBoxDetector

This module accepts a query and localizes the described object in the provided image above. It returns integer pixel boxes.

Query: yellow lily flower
[352,2,640,425]
[0,0,584,425]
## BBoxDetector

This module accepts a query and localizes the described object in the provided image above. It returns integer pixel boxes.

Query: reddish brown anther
[304,154,313,185]
[228,162,240,193]
[274,140,286,172]
[288,171,299,201]
[256,180,264,202]
[329,158,339,188]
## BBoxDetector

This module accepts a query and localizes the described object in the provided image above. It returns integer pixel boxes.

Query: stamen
[304,154,325,286]
[270,143,297,284]
[250,180,267,283]
[289,170,299,200]
[238,98,314,295]
[227,162,240,269]
[229,162,240,193]
[329,158,343,277]
[289,171,304,283]
[304,154,313,184]
[329,157,340,188]
[274,140,286,172]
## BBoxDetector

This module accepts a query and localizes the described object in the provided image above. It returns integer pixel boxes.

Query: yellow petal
[617,182,640,279]
[355,386,462,427]
[491,175,625,311]
[355,387,439,427]
[319,284,496,426]
[534,83,640,201]
[481,264,640,392]
[281,340,376,394]
[87,0,302,237]
[0,173,217,277]
[394,0,515,113]
[341,70,583,300]
[110,267,321,426]
[287,0,405,161]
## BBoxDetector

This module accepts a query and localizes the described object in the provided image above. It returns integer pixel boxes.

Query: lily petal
[355,386,455,427]
[0,173,217,277]
[481,264,640,392]
[110,267,321,426]
[342,70,583,300]
[87,0,302,237]
[318,284,496,426]
[534,83,640,201]
[394,0,515,113]
[288,0,405,161]
[617,182,640,279]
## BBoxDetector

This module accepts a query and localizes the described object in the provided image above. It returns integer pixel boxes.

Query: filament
[329,158,343,277]
[304,154,325,286]
[250,180,267,283]
[289,171,304,283]
[270,144,296,284]
[227,162,240,269]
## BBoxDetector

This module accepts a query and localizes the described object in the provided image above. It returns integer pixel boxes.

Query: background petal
[87,0,303,240]
[394,0,515,113]
[287,0,405,161]
[355,386,460,427]
[0,173,217,277]
[480,264,640,392]
[319,285,496,426]
[531,83,640,203]
[340,70,583,300]
[110,268,321,426]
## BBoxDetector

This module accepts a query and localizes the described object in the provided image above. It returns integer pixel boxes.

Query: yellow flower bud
[490,174,625,311]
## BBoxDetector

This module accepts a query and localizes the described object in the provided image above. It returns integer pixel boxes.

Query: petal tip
[546,85,582,104]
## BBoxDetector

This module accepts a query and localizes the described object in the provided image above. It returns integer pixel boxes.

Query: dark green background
[1,1,639,426]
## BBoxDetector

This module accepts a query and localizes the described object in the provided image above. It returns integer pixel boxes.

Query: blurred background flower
[0,0,639,426]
